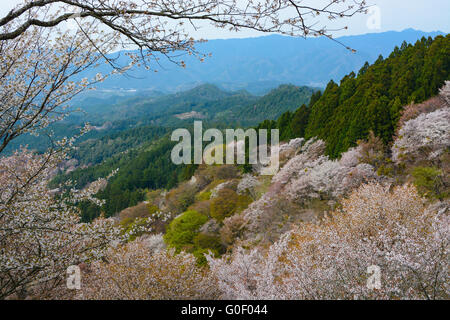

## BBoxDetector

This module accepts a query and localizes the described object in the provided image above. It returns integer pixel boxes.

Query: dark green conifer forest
[261,35,450,158]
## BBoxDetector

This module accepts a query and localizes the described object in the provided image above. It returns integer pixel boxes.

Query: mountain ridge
[78,29,446,94]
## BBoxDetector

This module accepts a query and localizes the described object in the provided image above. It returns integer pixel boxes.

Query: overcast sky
[1,0,449,39]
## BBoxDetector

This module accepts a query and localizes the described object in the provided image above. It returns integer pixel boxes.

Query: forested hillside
[51,35,450,224]
[47,84,314,220]
[71,77,448,299]
[260,35,450,157]
[6,84,314,155]
[76,83,314,126]
[92,34,448,277]
[3,0,449,303]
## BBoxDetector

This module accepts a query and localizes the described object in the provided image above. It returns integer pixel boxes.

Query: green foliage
[193,233,224,253]
[210,189,239,222]
[377,163,394,177]
[411,166,446,199]
[77,200,102,223]
[165,182,198,214]
[147,203,160,215]
[257,35,450,158]
[203,179,226,191]
[164,210,225,265]
[307,35,450,158]
[50,147,140,191]
[236,85,315,123]
[277,111,294,141]
[196,190,212,202]
[192,234,223,266]
[73,126,168,166]
[237,194,253,211]
[56,137,190,220]
[210,189,252,222]
[164,210,208,252]
[119,217,135,230]
[121,217,152,242]
[193,248,219,267]
[49,35,450,234]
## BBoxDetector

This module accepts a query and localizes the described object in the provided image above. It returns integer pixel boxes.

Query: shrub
[147,203,160,215]
[119,201,154,221]
[195,190,211,201]
[164,210,208,252]
[220,214,247,246]
[193,233,224,266]
[193,248,220,266]
[392,107,450,164]
[193,233,224,253]
[122,217,152,242]
[202,164,240,180]
[165,182,197,214]
[210,189,239,222]
[188,200,211,216]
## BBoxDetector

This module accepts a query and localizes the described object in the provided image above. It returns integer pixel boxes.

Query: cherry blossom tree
[0,20,112,155]
[239,138,379,243]
[209,183,449,300]
[0,0,370,300]
[279,141,379,202]
[0,1,369,46]
[392,107,450,163]
[237,174,261,200]
[0,0,369,155]
[80,238,220,300]
[0,149,121,299]
[392,82,450,164]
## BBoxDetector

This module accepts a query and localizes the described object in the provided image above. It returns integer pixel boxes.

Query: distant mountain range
[73,83,315,126]
[79,29,445,95]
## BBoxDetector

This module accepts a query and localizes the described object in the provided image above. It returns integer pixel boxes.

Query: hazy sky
[0,0,449,39]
